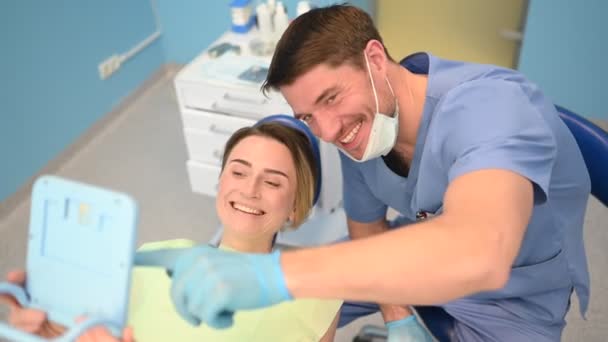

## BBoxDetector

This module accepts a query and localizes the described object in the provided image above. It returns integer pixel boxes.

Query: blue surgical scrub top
[340,53,591,341]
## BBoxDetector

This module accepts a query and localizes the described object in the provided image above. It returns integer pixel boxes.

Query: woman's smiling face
[216,135,298,240]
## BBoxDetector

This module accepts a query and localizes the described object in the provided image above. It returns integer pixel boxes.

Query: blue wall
[157,0,374,64]
[518,0,606,120]
[0,0,372,202]
[0,1,165,201]
[155,0,230,64]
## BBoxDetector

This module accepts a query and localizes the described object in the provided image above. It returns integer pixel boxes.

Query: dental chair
[352,106,608,342]
[556,105,608,206]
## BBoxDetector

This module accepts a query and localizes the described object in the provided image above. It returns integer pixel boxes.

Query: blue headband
[254,114,322,206]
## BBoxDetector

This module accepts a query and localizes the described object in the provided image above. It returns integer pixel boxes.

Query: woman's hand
[0,270,66,337]
[75,318,134,342]
[1,270,133,341]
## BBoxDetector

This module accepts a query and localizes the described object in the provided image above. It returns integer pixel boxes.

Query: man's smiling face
[280,59,393,161]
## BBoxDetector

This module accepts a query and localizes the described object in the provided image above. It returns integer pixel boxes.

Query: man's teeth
[232,203,263,215]
[341,121,362,144]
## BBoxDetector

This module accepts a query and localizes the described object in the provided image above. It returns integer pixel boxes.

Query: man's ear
[364,39,389,74]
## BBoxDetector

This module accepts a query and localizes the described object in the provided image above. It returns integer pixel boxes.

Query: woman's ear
[288,211,296,225]
[281,209,297,232]
[288,204,297,224]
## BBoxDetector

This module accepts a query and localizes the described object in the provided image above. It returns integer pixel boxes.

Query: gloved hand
[386,315,435,342]
[169,245,292,329]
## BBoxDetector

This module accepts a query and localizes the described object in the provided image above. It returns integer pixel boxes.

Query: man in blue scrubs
[90,5,589,342]
[262,6,591,340]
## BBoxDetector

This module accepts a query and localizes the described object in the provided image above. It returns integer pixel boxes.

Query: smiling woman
[2,116,340,342]
[219,122,318,235]
[220,134,301,250]
[125,118,339,342]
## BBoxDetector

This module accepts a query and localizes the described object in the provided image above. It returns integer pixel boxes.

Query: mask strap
[365,52,399,115]
[364,53,380,114]
[385,76,399,114]
[385,77,396,96]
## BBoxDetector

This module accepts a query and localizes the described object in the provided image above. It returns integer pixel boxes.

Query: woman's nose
[242,177,261,199]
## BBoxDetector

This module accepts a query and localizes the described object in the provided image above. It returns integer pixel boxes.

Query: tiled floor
[1,70,606,341]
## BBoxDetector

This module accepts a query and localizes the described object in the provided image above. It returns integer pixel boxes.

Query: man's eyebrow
[230,159,289,179]
[294,86,339,120]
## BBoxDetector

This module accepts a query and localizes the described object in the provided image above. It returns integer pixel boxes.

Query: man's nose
[312,111,341,143]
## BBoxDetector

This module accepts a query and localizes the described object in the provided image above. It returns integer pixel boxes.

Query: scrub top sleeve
[339,152,388,223]
[432,80,557,204]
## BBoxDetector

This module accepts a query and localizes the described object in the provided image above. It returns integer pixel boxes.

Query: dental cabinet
[174,30,347,246]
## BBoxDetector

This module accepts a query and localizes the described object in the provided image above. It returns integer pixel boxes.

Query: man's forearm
[281,215,503,305]
[282,170,529,307]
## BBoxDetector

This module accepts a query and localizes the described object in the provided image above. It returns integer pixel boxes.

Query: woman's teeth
[232,202,264,215]
[341,121,362,144]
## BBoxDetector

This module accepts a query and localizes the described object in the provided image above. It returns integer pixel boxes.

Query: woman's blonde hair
[220,122,319,228]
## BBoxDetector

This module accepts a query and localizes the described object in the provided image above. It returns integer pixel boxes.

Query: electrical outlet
[98,54,122,80]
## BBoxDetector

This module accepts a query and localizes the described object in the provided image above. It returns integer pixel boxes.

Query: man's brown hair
[262,4,392,95]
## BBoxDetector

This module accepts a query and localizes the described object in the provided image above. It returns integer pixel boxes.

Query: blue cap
[255,114,322,206]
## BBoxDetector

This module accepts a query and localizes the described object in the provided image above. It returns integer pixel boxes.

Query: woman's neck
[219,232,274,253]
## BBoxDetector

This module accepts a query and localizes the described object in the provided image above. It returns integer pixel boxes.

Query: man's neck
[382,150,410,177]
[387,62,428,166]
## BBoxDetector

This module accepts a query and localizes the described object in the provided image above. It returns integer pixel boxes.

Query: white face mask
[340,53,399,162]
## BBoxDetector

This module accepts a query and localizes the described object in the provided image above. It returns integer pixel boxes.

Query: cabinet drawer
[184,128,229,166]
[181,108,256,134]
[187,160,221,197]
[177,81,292,120]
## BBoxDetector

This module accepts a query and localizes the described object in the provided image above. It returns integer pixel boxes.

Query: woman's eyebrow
[230,159,289,179]
[263,168,289,179]
[229,159,251,167]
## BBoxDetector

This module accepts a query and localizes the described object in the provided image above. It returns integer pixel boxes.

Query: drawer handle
[212,102,262,120]
[209,124,233,136]
[223,92,267,105]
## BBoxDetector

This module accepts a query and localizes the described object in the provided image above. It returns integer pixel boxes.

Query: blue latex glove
[387,315,435,342]
[167,245,291,329]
